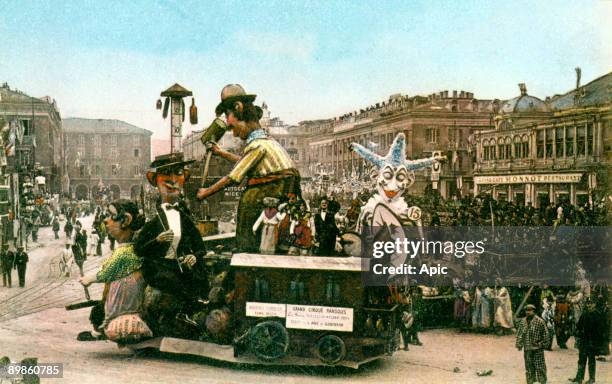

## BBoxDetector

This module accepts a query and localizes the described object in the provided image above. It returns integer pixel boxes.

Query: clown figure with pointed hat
[351,133,445,232]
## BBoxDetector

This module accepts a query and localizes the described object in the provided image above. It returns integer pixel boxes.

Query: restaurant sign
[474,173,582,185]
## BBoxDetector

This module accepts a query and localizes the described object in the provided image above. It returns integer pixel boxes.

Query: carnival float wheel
[315,335,346,365]
[249,321,290,361]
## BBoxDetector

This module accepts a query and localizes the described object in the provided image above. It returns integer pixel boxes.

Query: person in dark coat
[64,220,73,239]
[77,229,88,261]
[314,199,340,256]
[52,217,60,239]
[72,233,86,275]
[135,152,208,309]
[569,299,608,383]
[14,246,28,288]
[1,245,14,288]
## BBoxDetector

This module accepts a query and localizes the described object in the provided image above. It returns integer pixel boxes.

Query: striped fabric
[228,138,295,183]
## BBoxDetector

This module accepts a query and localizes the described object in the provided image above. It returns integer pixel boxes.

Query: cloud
[234,31,316,60]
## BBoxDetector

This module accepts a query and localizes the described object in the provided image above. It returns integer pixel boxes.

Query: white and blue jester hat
[350,133,445,173]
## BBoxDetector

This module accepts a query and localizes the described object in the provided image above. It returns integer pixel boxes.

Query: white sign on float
[246,302,287,318]
[286,305,354,332]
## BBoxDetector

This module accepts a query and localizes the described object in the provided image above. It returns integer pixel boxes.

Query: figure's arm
[196,176,234,200]
[310,217,316,240]
[211,144,241,163]
[134,220,164,257]
[197,145,266,201]
[253,211,265,233]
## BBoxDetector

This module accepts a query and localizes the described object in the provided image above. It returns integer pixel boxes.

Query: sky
[0,0,610,140]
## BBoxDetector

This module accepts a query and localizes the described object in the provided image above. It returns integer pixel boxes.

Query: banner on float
[286,304,353,332]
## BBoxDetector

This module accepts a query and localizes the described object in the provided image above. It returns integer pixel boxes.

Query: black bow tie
[163,203,180,211]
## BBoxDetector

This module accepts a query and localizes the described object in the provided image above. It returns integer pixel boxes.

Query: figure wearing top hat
[134,152,208,308]
[196,84,301,253]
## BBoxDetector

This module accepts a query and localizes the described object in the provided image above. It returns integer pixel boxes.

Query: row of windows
[76,147,140,159]
[482,135,529,160]
[77,134,141,147]
[77,164,143,177]
[311,132,396,160]
[535,124,593,158]
[481,124,595,161]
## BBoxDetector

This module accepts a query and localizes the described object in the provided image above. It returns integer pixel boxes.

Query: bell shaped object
[156,99,162,110]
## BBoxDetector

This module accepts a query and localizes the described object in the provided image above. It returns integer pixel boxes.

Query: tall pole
[159,84,192,154]
[170,97,182,154]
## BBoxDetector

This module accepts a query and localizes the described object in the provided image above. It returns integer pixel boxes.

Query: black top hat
[215,84,256,116]
[149,152,194,171]
[147,152,194,186]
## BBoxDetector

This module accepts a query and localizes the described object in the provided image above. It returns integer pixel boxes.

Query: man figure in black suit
[1,245,14,288]
[314,199,340,256]
[14,246,28,288]
[135,152,208,310]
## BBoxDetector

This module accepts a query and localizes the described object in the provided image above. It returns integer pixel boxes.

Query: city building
[265,91,496,198]
[63,118,152,200]
[473,70,611,207]
[0,83,64,193]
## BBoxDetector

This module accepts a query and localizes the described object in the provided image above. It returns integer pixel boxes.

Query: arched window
[505,137,512,159]
[522,135,530,158]
[565,126,574,156]
[483,139,489,160]
[490,139,497,160]
[555,127,564,157]
[514,136,522,158]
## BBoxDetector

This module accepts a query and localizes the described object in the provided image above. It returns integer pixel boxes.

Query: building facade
[0,83,64,194]
[63,118,152,201]
[265,91,496,198]
[473,72,611,207]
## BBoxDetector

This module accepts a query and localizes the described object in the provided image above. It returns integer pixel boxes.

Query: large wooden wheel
[249,321,290,361]
[315,335,346,365]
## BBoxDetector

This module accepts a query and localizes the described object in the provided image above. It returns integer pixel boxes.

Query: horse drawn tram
[128,252,399,369]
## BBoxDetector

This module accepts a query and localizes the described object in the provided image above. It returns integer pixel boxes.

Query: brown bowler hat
[215,84,256,116]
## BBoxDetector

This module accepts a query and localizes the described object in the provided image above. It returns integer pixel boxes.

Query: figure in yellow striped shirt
[197,84,301,252]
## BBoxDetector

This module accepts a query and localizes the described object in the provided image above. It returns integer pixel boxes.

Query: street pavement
[0,218,609,383]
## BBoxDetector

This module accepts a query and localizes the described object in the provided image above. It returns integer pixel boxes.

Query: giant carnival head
[215,84,263,140]
[350,133,445,202]
[146,152,194,204]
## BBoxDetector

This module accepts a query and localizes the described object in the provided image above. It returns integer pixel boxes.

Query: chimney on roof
[453,90,457,98]
[444,90,448,98]
[459,91,465,98]
[575,67,582,89]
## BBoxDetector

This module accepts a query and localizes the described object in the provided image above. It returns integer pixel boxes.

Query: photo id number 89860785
[0,363,63,378]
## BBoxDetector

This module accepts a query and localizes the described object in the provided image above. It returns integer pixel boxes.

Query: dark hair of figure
[225,101,263,123]
[109,199,145,231]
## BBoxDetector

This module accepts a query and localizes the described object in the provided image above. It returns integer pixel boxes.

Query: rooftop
[499,84,549,113]
[0,83,59,112]
[63,117,152,136]
[548,71,612,111]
